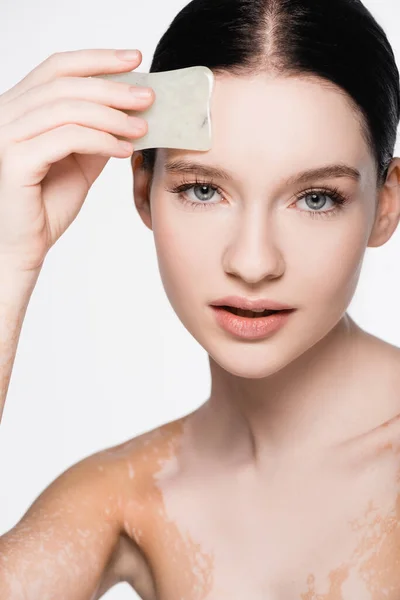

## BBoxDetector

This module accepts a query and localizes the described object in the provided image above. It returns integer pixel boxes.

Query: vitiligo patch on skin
[0,452,129,600]
[5,399,400,599]
[295,492,400,599]
[120,418,215,599]
[128,462,136,479]
[0,512,113,598]
[116,414,400,600]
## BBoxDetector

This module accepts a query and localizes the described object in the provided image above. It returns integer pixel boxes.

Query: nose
[222,210,285,284]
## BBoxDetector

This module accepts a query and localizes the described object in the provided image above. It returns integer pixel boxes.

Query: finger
[0,124,135,188]
[0,75,155,127]
[0,98,149,150]
[0,48,143,107]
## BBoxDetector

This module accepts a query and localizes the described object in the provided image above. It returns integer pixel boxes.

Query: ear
[368,157,400,248]
[132,151,153,231]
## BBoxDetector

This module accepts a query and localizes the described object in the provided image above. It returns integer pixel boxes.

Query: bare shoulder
[0,417,189,600]
[349,329,400,454]
[359,326,400,364]
[363,331,400,418]
[96,415,191,598]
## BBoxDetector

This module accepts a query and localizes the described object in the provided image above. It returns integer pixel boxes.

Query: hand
[0,48,155,274]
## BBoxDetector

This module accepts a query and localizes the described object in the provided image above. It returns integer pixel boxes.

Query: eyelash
[165,176,351,220]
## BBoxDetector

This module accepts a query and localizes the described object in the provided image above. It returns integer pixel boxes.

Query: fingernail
[131,87,152,98]
[116,49,140,61]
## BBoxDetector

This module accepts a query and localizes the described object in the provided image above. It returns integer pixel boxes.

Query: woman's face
[134,74,383,378]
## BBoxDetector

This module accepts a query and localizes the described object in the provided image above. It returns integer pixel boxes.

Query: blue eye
[166,179,223,210]
[166,177,350,219]
[299,191,337,212]
[188,184,219,203]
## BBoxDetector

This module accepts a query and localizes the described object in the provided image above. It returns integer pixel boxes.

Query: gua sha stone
[91,66,214,151]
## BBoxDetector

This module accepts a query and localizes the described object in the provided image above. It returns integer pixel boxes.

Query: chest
[130,450,400,600]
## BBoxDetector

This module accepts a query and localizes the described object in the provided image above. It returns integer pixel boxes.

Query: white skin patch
[128,462,135,479]
[0,489,117,600]
[117,416,400,599]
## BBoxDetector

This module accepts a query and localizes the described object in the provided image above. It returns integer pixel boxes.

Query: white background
[0,0,399,598]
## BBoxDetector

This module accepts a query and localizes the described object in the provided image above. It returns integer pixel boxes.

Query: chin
[200,310,348,379]
[212,357,290,379]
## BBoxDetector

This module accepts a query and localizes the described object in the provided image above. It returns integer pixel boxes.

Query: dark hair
[141,0,399,189]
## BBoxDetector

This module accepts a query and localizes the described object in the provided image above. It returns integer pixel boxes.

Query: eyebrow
[164,160,361,185]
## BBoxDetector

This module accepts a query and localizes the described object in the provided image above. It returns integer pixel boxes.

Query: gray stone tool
[91,66,214,151]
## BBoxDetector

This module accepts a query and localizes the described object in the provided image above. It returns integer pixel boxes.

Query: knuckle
[44,52,62,76]
[45,51,70,75]
[47,51,61,64]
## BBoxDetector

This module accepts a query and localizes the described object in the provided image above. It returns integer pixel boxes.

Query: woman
[1,0,400,598]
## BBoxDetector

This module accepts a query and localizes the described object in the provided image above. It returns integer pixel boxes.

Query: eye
[165,178,223,210]
[184,183,220,203]
[294,188,350,219]
[165,178,351,218]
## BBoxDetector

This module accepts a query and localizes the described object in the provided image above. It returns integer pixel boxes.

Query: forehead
[158,74,373,184]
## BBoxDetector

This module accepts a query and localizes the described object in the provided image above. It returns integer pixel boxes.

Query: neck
[193,314,384,472]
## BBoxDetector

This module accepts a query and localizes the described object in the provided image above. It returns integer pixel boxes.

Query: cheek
[152,207,210,311]
[290,214,369,308]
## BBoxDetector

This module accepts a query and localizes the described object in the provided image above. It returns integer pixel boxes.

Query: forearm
[0,266,41,423]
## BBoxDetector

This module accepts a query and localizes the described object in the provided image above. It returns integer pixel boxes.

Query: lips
[210,305,294,339]
[210,296,294,312]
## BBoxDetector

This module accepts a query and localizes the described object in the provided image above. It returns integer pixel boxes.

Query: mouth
[218,306,293,319]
